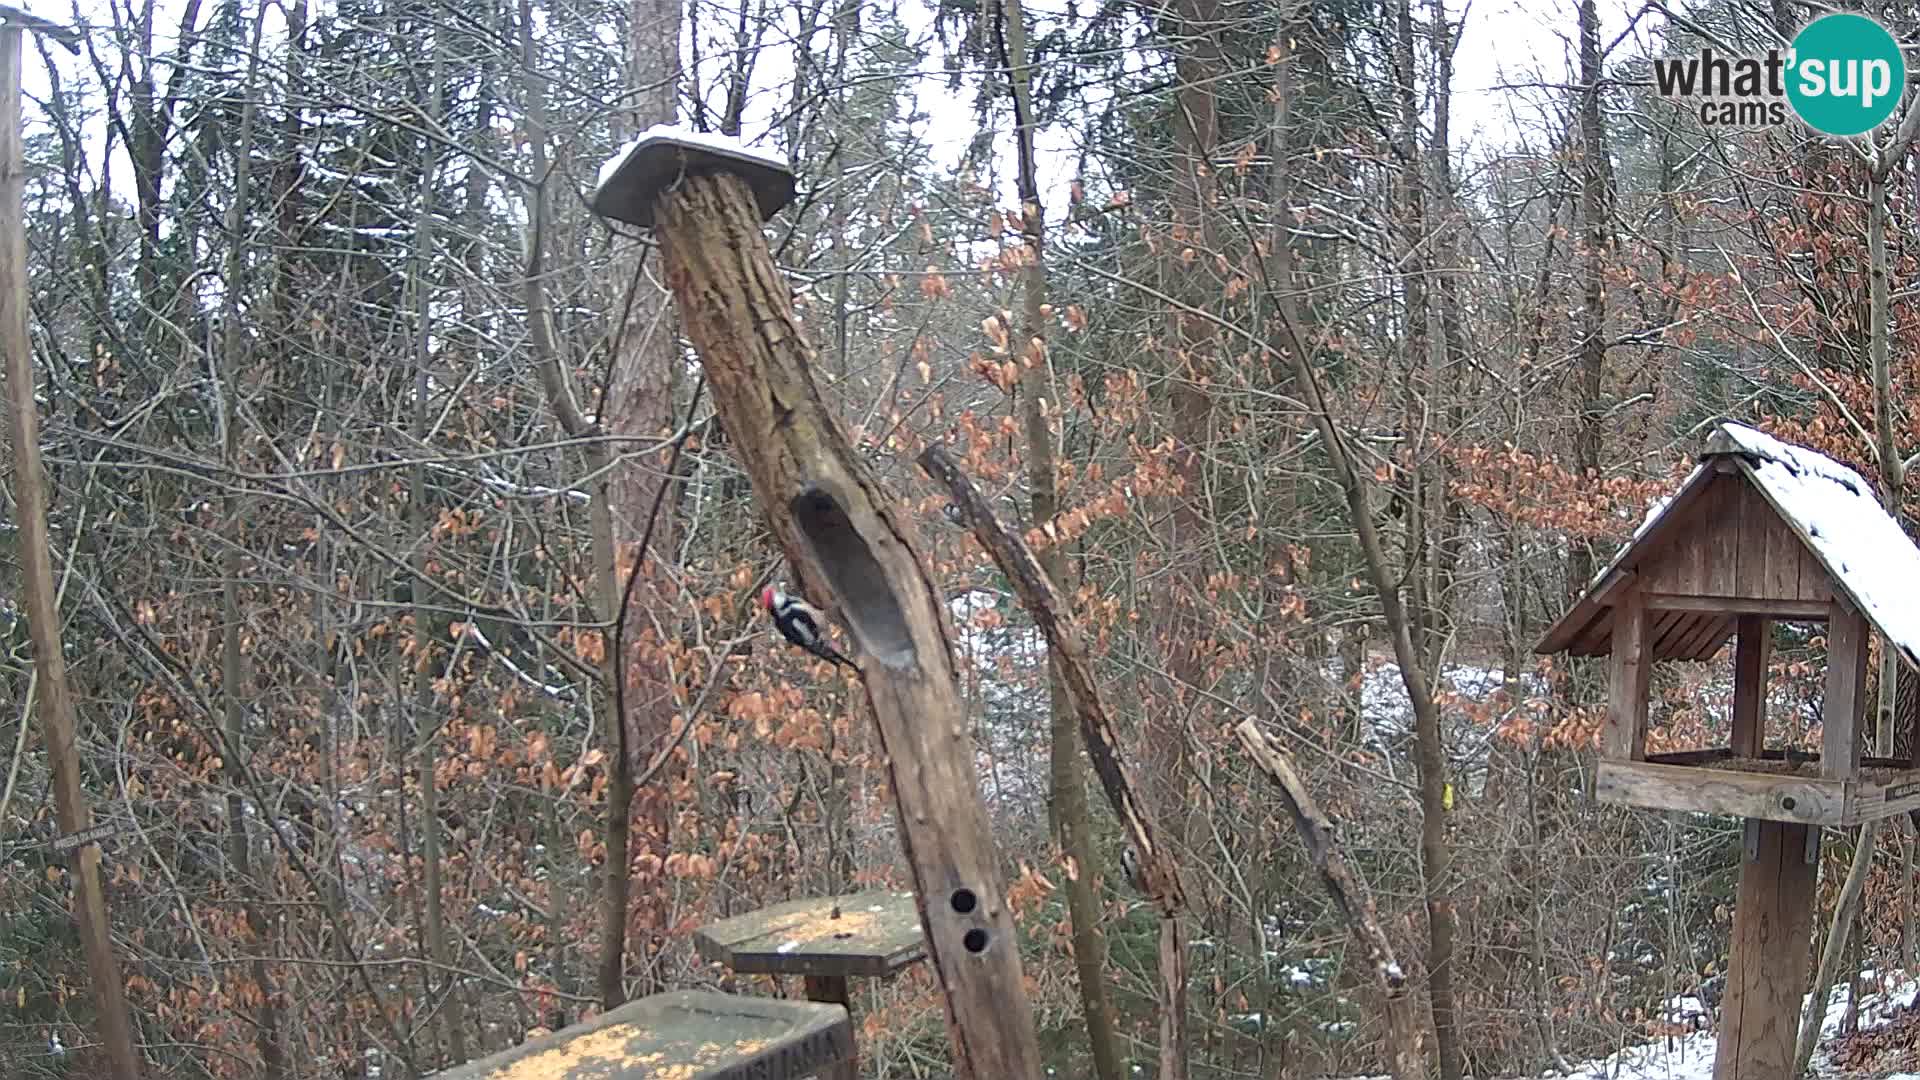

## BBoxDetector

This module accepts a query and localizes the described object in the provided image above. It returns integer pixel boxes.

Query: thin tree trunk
[0,22,142,1080]
[516,0,635,1010]
[993,3,1125,1078]
[218,8,283,1075]
[1423,0,1467,672]
[1157,2,1226,1068]
[411,37,467,1067]
[1389,5,1460,1073]
[1569,0,1609,604]
[1391,0,1435,661]
[1264,223,1456,1080]
[1795,822,1878,1076]
[597,0,688,1002]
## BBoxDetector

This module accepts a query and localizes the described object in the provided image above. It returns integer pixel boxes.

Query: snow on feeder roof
[1537,420,1920,674]
[591,124,795,229]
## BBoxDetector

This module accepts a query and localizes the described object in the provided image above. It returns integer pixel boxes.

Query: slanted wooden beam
[1233,723,1418,1036]
[1605,587,1652,760]
[593,137,1042,1079]
[1824,600,1869,781]
[1732,616,1772,758]
[918,444,1191,1078]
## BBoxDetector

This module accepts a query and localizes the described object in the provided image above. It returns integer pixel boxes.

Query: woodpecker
[761,585,854,668]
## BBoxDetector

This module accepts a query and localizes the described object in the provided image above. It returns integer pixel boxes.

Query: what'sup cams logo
[1653,13,1908,136]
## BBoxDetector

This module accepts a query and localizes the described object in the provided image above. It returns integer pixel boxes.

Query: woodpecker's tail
[809,640,855,668]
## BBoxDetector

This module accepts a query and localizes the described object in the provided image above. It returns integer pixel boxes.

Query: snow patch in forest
[1337,968,1919,1079]
[1714,422,1920,671]
[595,125,793,192]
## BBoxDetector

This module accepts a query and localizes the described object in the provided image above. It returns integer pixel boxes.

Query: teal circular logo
[1787,14,1906,137]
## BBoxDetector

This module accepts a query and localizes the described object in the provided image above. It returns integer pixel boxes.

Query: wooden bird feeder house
[1537,420,1920,1078]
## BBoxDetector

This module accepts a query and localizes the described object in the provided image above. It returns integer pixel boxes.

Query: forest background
[2,0,1917,1076]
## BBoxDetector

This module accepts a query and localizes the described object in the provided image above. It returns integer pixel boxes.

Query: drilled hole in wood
[1781,796,1798,811]
[949,888,977,914]
[789,484,914,666]
[963,928,989,954]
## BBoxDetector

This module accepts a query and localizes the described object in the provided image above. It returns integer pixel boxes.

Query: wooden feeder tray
[1597,748,1920,826]
[434,989,851,1080]
[693,891,925,979]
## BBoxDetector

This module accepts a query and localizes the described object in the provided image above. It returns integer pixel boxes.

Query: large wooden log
[597,142,1043,1079]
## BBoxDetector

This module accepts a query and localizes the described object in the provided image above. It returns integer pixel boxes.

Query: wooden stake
[0,21,141,1080]
[1824,601,1869,780]
[598,148,1043,1079]
[1714,819,1816,1080]
[1731,616,1771,758]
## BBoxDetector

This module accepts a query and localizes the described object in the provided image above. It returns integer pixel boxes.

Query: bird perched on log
[761,585,855,669]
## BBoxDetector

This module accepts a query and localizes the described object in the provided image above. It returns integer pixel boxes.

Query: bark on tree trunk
[598,0,688,1003]
[411,39,467,1066]
[1388,5,1462,1073]
[516,0,654,1010]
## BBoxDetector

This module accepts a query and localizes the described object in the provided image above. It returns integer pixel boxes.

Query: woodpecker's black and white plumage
[761,585,854,668]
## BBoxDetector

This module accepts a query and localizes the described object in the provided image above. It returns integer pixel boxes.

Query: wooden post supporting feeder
[1537,421,1920,1079]
[592,129,1045,1079]
[694,891,925,1080]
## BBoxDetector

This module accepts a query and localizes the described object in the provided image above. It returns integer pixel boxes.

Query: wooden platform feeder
[436,989,852,1080]
[1537,420,1920,1079]
[694,891,925,1080]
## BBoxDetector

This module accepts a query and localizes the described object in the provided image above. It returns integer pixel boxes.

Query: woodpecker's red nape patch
[760,586,776,610]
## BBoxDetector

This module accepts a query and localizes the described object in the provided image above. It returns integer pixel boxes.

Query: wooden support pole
[1605,587,1651,760]
[1731,616,1771,758]
[0,23,142,1080]
[801,975,855,1080]
[918,445,1193,1078]
[1713,819,1816,1080]
[595,142,1043,1079]
[1824,601,1869,780]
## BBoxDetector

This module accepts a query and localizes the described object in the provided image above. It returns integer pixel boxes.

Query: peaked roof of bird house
[1536,421,1920,672]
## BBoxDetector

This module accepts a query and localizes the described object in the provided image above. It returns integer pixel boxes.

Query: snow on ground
[1336,970,1919,1079]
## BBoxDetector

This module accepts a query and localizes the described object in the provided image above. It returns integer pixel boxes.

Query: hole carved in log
[790,483,914,667]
